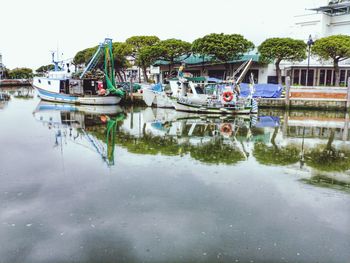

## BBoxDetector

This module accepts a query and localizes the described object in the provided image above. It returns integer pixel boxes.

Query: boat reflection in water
[32,103,350,192]
[33,101,125,166]
[118,108,350,193]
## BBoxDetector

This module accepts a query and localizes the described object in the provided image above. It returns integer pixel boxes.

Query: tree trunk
[116,71,123,82]
[333,59,340,87]
[142,66,149,83]
[224,63,230,80]
[275,59,282,85]
[326,129,335,150]
[271,127,279,151]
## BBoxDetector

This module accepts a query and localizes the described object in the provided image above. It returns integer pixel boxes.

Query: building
[152,1,350,86]
[284,0,350,86]
[153,54,270,84]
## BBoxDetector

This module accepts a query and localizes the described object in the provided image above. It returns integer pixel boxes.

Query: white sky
[1,0,326,70]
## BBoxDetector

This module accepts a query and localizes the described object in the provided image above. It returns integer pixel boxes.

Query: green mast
[104,38,125,97]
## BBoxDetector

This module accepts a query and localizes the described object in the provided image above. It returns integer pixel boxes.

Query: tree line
[1,67,33,79]
[35,34,350,86]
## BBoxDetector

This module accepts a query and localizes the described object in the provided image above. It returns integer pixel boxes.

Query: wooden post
[343,112,349,141]
[285,76,291,110]
[347,77,350,111]
[130,79,133,102]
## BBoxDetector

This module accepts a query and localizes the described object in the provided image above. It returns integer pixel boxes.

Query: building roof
[309,1,350,16]
[153,53,260,66]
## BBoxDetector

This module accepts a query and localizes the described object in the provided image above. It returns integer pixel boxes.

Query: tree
[154,39,192,76]
[136,46,163,81]
[312,35,350,86]
[112,42,133,81]
[73,42,132,81]
[258,38,307,84]
[126,36,160,82]
[192,33,254,78]
[36,64,55,73]
[73,46,99,66]
[8,68,33,79]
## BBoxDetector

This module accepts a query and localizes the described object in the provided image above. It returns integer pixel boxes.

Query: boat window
[38,79,41,83]
[195,86,204,94]
[48,81,51,85]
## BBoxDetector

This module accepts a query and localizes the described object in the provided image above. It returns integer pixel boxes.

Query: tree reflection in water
[304,129,350,172]
[253,127,300,166]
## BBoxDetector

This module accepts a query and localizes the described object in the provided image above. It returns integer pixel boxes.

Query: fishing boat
[173,59,258,114]
[142,78,208,108]
[33,38,124,105]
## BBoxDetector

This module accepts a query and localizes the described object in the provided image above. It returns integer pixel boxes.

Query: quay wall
[258,77,350,111]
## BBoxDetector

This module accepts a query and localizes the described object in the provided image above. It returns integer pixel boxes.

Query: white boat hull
[34,86,121,105]
[173,101,255,115]
[142,88,174,108]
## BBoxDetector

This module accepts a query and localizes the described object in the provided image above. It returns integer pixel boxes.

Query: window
[307,69,314,86]
[38,79,41,83]
[300,69,307,86]
[293,69,300,85]
[340,70,346,86]
[319,70,325,85]
[326,70,333,86]
[48,81,51,85]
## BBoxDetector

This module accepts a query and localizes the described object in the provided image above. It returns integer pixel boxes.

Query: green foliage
[258,37,307,64]
[125,36,160,82]
[253,142,300,166]
[190,139,245,165]
[73,46,98,65]
[112,42,133,70]
[73,42,132,71]
[300,175,350,193]
[192,33,254,62]
[305,146,350,172]
[36,64,55,73]
[312,35,350,86]
[137,46,163,69]
[312,35,350,61]
[126,35,160,57]
[154,39,192,63]
[8,67,33,79]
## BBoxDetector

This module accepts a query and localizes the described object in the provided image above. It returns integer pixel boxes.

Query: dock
[0,79,32,87]
[259,77,350,111]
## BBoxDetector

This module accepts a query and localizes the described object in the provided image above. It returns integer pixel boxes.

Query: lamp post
[306,35,314,86]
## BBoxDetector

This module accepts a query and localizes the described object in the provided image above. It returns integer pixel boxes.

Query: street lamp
[306,35,314,86]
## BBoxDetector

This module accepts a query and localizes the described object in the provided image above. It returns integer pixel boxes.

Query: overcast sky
[1,0,326,70]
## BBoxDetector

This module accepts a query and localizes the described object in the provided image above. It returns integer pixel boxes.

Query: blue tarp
[255,116,280,128]
[151,83,163,92]
[240,83,283,98]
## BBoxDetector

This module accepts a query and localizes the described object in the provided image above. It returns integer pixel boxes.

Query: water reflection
[0,92,349,263]
[31,102,350,191]
[115,107,350,192]
[33,101,125,166]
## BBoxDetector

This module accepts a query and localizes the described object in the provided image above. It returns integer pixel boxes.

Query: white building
[282,0,350,86]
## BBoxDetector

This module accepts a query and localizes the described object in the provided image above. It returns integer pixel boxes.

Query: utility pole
[306,35,314,86]
[0,53,3,80]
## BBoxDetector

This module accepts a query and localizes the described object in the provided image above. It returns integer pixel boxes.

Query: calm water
[0,87,349,263]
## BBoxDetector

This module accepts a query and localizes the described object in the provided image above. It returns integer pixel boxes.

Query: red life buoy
[220,123,233,136]
[223,91,234,102]
[97,82,104,90]
[100,115,108,123]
